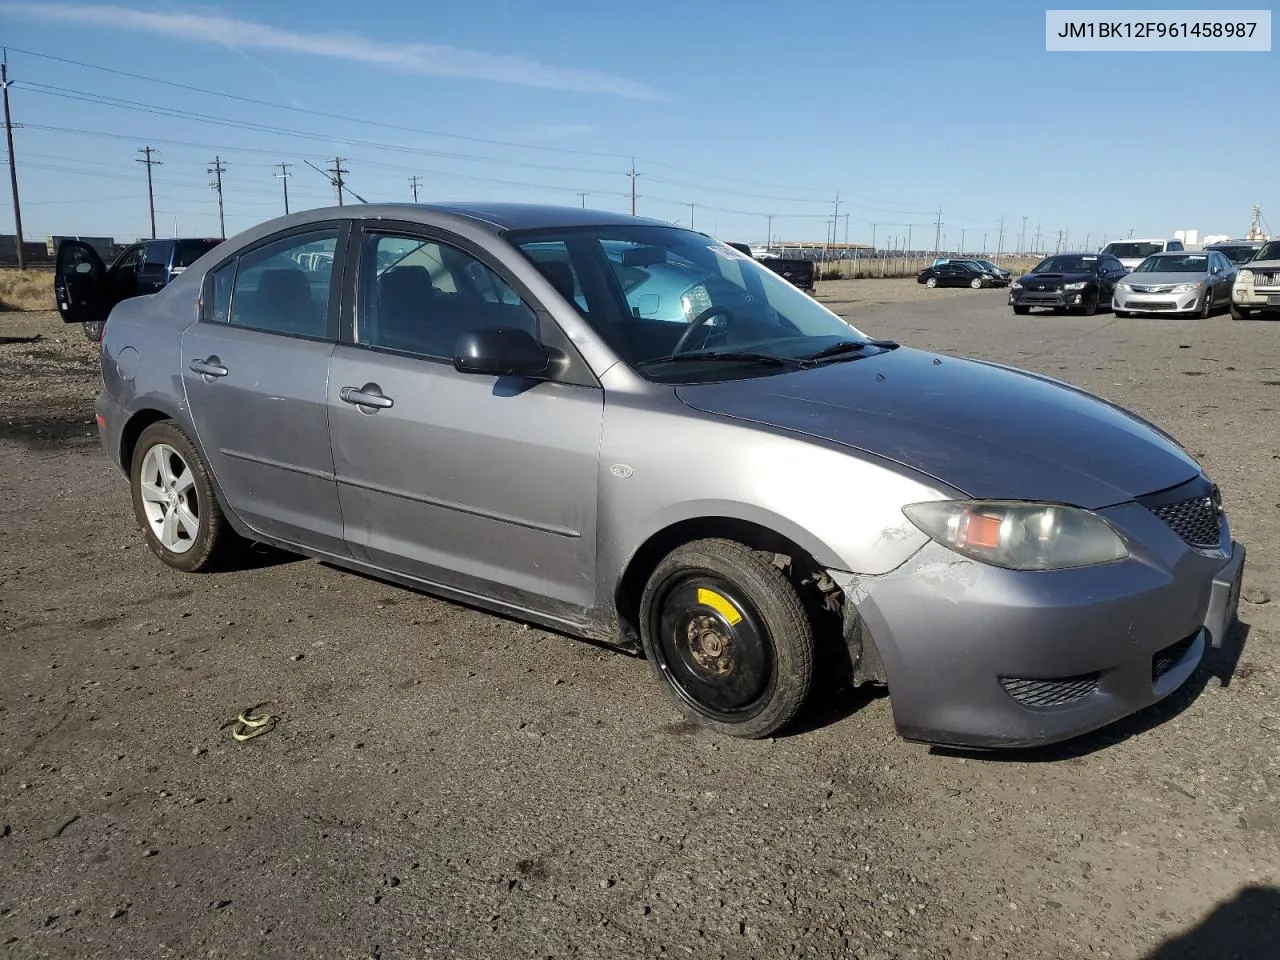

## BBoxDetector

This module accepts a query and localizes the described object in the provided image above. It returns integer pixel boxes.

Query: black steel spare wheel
[639,538,814,738]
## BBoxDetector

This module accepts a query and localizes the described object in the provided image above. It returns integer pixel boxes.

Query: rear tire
[1012,305,1030,315]
[639,538,815,739]
[1231,303,1253,321]
[130,420,242,573]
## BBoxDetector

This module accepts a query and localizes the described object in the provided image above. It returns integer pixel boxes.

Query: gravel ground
[1,285,1278,960]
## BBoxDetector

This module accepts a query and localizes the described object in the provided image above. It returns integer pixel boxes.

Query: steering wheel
[671,305,736,355]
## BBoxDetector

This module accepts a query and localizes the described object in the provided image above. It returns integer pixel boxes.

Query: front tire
[1080,292,1099,316]
[82,320,103,343]
[639,539,815,739]
[926,277,938,288]
[1231,302,1253,321]
[1199,292,1214,319]
[130,421,241,573]
[970,277,982,289]
[1114,310,1130,318]
[1012,305,1030,315]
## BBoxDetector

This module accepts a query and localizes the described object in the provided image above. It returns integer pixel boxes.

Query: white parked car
[1231,239,1280,320]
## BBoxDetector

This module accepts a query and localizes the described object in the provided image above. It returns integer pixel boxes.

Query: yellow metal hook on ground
[222,703,277,742]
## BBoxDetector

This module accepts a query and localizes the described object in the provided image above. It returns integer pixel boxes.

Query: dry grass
[0,268,56,311]
[818,256,1043,281]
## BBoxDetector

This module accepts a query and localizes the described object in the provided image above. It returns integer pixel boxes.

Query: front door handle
[340,384,394,410]
[189,357,228,378]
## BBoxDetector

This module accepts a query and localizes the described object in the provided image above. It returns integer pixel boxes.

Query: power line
[1,53,26,270]
[207,155,226,239]
[137,146,161,238]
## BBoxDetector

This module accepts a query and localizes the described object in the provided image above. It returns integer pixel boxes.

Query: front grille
[999,673,1100,708]
[1149,495,1221,548]
[1130,284,1174,294]
[1249,271,1279,287]
[1021,293,1064,305]
[1152,632,1199,682]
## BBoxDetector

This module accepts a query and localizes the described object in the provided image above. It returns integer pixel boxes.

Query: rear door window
[227,229,340,339]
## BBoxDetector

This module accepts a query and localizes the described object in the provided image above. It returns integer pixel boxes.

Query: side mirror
[454,327,553,378]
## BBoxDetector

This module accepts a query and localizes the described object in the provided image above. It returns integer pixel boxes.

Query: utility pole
[906,224,913,255]
[1055,229,1064,254]
[766,214,773,248]
[328,157,348,206]
[135,146,162,241]
[577,191,589,208]
[996,216,1005,260]
[982,233,988,256]
[843,213,849,245]
[1063,228,1070,250]
[409,175,422,203]
[628,159,638,216]
[1034,222,1042,254]
[932,207,943,258]
[960,228,966,255]
[207,155,226,239]
[832,190,841,254]
[1,55,25,270]
[275,162,292,215]
[688,203,696,229]
[1019,216,1028,254]
[871,223,877,252]
[1084,233,1091,251]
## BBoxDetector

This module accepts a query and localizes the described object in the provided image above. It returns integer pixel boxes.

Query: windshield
[1133,254,1208,274]
[1032,255,1100,274]
[1208,245,1260,265]
[1253,241,1280,262]
[510,224,872,383]
[175,239,223,268]
[1102,241,1164,259]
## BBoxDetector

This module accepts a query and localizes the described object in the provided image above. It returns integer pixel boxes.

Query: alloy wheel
[137,443,200,554]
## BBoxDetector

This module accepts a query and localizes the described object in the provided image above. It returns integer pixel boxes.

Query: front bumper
[1009,287,1091,309]
[1114,288,1204,314]
[838,501,1244,749]
[1233,287,1280,312]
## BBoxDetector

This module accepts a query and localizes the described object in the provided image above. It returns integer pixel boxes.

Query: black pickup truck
[725,242,817,294]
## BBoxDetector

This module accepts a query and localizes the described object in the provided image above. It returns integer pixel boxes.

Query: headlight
[1063,281,1088,291]
[1171,282,1203,293]
[902,500,1129,571]
[1119,282,1133,291]
[1010,281,1022,289]
[1237,269,1253,284]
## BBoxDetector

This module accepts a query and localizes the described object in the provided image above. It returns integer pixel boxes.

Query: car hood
[1242,259,1280,271]
[1123,272,1209,286]
[674,347,1199,509]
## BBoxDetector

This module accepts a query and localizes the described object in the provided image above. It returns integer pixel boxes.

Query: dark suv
[1009,252,1128,316]
[55,237,223,341]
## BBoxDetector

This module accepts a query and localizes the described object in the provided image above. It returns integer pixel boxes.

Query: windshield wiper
[800,338,899,365]
[638,350,798,369]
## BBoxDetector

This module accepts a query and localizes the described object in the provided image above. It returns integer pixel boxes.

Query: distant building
[1173,229,1199,246]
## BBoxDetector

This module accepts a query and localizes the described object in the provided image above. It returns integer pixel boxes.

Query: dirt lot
[2,284,1278,959]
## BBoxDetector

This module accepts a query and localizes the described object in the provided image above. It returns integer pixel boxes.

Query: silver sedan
[63,204,1245,746]
[1113,251,1237,318]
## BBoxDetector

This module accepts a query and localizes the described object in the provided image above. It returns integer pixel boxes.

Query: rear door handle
[189,357,228,378]
[340,384,394,410]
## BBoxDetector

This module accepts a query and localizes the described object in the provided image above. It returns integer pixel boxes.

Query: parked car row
[1005,240,1280,320]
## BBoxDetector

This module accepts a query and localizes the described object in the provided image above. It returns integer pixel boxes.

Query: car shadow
[929,616,1252,763]
[1141,885,1279,959]
[236,542,305,571]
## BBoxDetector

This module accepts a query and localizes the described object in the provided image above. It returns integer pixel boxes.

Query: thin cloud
[1,3,663,100]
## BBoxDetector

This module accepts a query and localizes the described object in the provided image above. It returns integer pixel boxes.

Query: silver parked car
[71,204,1245,746]
[1113,251,1237,318]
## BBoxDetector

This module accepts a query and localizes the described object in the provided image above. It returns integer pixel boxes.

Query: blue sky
[1,1,1276,248]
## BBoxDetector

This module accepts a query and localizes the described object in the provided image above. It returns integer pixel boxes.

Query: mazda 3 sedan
[75,204,1245,747]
